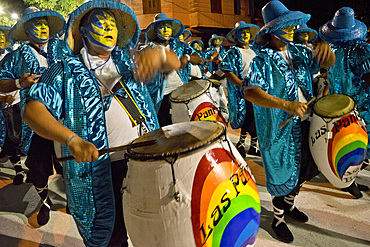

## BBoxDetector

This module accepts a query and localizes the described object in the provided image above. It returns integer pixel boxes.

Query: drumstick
[278,96,316,128]
[56,140,157,162]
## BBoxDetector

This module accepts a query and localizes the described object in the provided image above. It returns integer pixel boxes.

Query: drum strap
[111,80,146,127]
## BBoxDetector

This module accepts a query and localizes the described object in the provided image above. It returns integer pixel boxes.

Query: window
[211,0,222,13]
[234,0,241,15]
[143,0,161,14]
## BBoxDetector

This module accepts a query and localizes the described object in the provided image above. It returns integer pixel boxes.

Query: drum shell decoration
[170,80,229,125]
[123,121,260,247]
[309,95,368,188]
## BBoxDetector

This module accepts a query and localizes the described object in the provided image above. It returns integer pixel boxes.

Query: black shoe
[341,182,363,199]
[247,146,261,156]
[357,184,370,192]
[37,198,52,226]
[272,219,293,243]
[13,173,24,185]
[236,142,246,158]
[284,207,309,222]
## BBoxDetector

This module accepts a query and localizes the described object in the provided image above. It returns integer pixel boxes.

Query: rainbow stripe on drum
[191,102,227,125]
[191,148,260,247]
[328,115,368,179]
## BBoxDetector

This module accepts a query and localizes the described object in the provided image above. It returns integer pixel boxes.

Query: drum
[169,79,229,125]
[123,121,260,247]
[309,94,368,188]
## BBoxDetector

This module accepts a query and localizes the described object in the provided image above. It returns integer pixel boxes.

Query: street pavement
[0,127,369,247]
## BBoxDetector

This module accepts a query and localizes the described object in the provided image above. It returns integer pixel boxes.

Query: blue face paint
[84,9,118,51]
[155,22,172,41]
[236,28,251,44]
[25,18,49,44]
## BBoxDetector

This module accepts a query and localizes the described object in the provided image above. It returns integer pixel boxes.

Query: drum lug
[327,131,333,140]
[359,119,366,127]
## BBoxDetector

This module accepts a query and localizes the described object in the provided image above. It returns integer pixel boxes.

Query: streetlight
[11,13,19,20]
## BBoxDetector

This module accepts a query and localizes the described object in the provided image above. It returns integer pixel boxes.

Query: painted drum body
[123,121,260,247]
[169,79,229,126]
[309,94,368,188]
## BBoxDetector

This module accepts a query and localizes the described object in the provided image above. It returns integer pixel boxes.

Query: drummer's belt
[111,80,146,128]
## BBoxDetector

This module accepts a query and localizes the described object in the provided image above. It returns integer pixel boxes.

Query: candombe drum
[309,94,368,188]
[169,79,229,125]
[123,121,260,247]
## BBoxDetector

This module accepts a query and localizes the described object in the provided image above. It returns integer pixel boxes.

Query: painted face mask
[0,31,5,49]
[237,28,251,44]
[156,22,172,40]
[213,38,222,46]
[25,18,49,44]
[193,42,202,52]
[299,32,309,42]
[84,9,118,51]
[178,34,184,42]
[273,26,296,43]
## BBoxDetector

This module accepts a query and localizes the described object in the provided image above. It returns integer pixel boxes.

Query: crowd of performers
[0,0,369,246]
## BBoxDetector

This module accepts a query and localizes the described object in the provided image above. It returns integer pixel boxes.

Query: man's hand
[313,41,335,69]
[19,72,41,88]
[283,101,307,118]
[4,95,15,105]
[67,135,99,163]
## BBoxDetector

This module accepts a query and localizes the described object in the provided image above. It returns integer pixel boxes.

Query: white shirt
[238,47,256,78]
[81,47,141,161]
[162,45,183,95]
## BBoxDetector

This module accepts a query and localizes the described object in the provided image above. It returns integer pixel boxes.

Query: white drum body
[170,80,229,126]
[309,95,368,188]
[123,121,260,247]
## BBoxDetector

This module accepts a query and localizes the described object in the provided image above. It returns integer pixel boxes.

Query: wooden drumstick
[278,96,316,128]
[56,140,157,162]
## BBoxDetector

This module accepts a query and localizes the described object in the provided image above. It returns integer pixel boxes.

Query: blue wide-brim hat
[0,26,12,47]
[319,7,367,46]
[226,21,260,44]
[145,13,184,42]
[65,0,140,54]
[208,34,225,46]
[10,7,66,42]
[294,24,317,42]
[254,0,310,46]
[188,39,204,50]
[182,29,192,41]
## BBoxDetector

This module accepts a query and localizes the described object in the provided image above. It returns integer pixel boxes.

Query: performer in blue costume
[0,25,16,165]
[145,13,202,126]
[242,0,335,242]
[188,39,207,80]
[319,7,370,198]
[0,7,65,225]
[221,21,260,158]
[294,23,317,50]
[205,34,227,78]
[23,1,180,246]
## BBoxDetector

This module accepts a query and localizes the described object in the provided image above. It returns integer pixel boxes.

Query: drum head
[169,79,211,103]
[313,94,355,118]
[127,121,225,160]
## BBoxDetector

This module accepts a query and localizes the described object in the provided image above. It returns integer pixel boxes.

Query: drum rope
[163,155,181,202]
[221,131,246,170]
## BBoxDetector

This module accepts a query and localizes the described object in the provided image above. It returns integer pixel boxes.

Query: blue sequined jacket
[205,45,227,74]
[27,47,159,246]
[243,43,318,196]
[0,38,66,154]
[327,40,370,159]
[221,45,255,129]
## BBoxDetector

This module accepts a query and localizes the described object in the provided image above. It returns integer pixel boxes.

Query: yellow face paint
[157,23,172,40]
[193,42,202,51]
[178,34,184,42]
[88,10,118,49]
[299,32,309,41]
[280,26,296,42]
[0,31,5,49]
[238,29,251,43]
[26,18,49,43]
[213,38,222,45]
